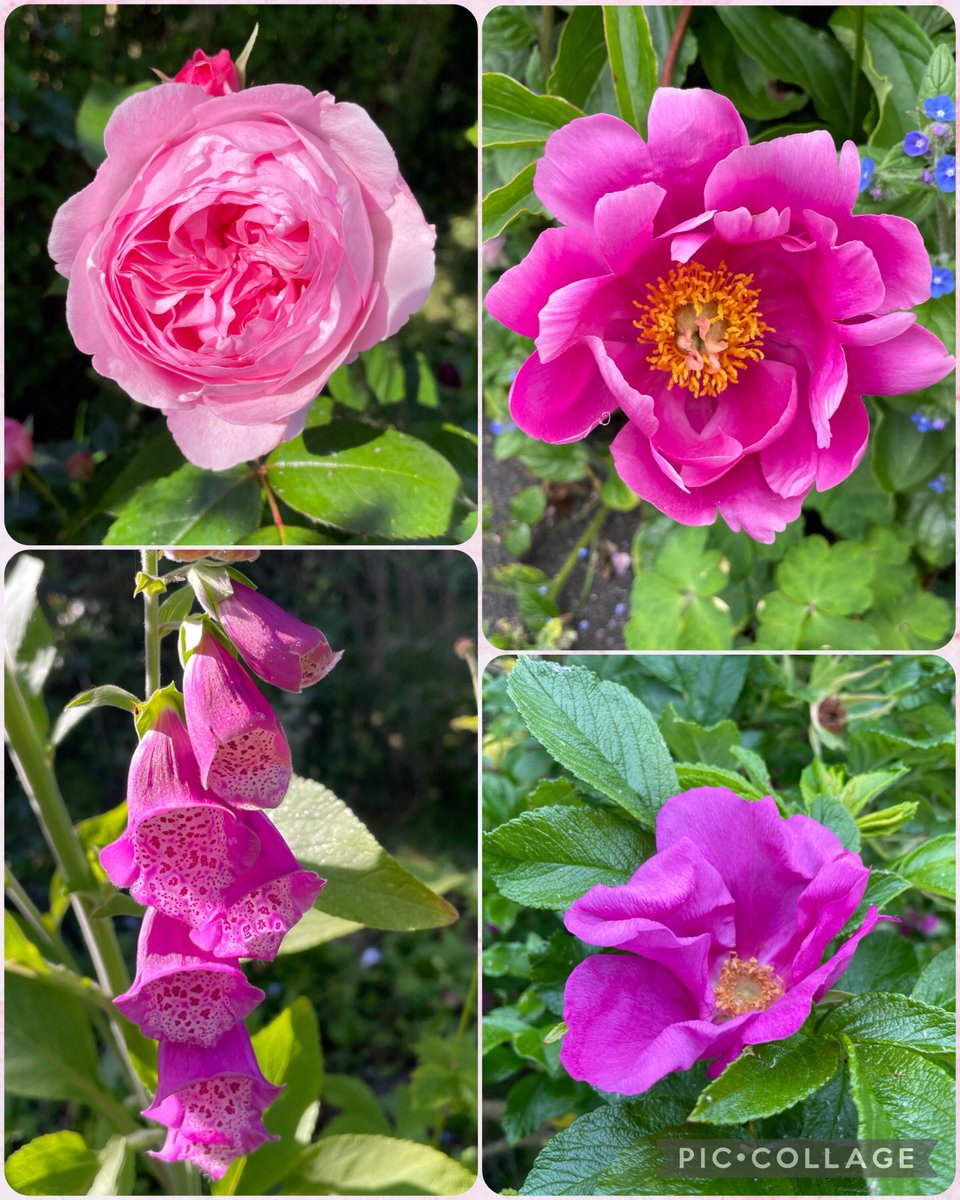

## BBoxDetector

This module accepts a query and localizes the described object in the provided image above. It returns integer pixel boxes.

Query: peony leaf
[103,464,262,545]
[689,1032,840,1124]
[482,162,544,240]
[698,10,808,120]
[482,73,583,148]
[843,1037,955,1194]
[279,1134,475,1195]
[484,805,654,909]
[266,425,459,540]
[269,775,458,931]
[4,1132,99,1196]
[873,406,952,493]
[506,658,678,825]
[546,7,607,108]
[602,7,658,136]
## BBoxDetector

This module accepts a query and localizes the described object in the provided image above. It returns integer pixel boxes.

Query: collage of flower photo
[2,4,957,1200]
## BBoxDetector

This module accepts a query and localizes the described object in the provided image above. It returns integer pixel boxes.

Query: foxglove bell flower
[190,810,324,960]
[145,1025,282,1179]
[560,788,881,1095]
[183,630,292,808]
[486,88,954,542]
[211,581,342,691]
[114,909,264,1046]
[100,704,261,927]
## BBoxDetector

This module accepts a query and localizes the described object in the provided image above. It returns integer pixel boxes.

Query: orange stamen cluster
[633,261,772,398]
[714,954,784,1017]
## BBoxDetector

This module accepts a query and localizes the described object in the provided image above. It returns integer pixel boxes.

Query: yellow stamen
[714,954,784,1017]
[633,261,773,398]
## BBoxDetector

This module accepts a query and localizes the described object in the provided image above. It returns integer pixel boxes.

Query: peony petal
[845,323,955,395]
[534,114,651,228]
[611,420,718,526]
[814,390,870,491]
[593,183,665,274]
[712,457,806,543]
[837,213,932,312]
[508,344,615,443]
[485,227,607,338]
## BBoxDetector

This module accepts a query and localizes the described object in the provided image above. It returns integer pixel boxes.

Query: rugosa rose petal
[145,1025,282,1179]
[99,705,262,927]
[190,810,324,960]
[49,84,435,468]
[183,630,292,808]
[172,49,240,96]
[485,87,954,540]
[561,788,884,1094]
[211,581,342,692]
[115,909,264,1046]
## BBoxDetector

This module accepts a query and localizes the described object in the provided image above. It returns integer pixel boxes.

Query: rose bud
[183,629,292,808]
[172,48,241,96]
[211,581,342,692]
[145,1025,282,1179]
[114,909,264,1047]
[5,418,33,478]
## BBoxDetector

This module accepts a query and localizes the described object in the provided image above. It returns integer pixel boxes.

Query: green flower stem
[848,6,864,143]
[547,505,609,604]
[21,465,70,522]
[141,549,162,697]
[538,5,554,75]
[4,863,80,970]
[4,658,148,1114]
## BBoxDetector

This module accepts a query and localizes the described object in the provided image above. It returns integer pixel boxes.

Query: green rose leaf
[484,805,653,909]
[822,992,955,1054]
[266,425,459,540]
[912,949,955,1011]
[104,464,262,545]
[690,1032,840,1124]
[892,834,956,899]
[507,658,678,826]
[270,775,458,930]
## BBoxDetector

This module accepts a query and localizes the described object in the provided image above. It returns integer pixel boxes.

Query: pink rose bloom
[560,788,882,1095]
[5,418,33,478]
[173,49,240,96]
[49,85,436,469]
[486,88,954,542]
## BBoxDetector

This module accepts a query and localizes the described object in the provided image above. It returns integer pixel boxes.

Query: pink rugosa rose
[485,89,955,542]
[99,705,261,926]
[145,1025,283,1179]
[560,788,882,1095]
[114,909,264,1046]
[212,581,343,691]
[173,49,240,96]
[183,629,292,808]
[4,418,33,478]
[48,85,436,469]
[190,810,324,960]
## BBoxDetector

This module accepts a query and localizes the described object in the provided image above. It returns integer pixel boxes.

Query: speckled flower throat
[632,261,773,398]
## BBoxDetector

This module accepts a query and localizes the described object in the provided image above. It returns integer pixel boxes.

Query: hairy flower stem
[3,660,147,1116]
[141,549,162,697]
[547,505,609,604]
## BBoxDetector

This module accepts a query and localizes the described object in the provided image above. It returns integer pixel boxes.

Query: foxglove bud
[214,581,342,692]
[114,909,264,1047]
[183,630,291,809]
[191,810,324,960]
[100,704,261,928]
[145,1025,282,1179]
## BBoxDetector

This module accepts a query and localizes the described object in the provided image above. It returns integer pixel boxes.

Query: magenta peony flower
[173,49,241,96]
[145,1025,282,1179]
[114,909,264,1046]
[48,85,435,469]
[183,629,292,808]
[4,418,33,478]
[560,788,881,1094]
[99,704,262,927]
[486,89,954,542]
[189,809,324,960]
[211,581,343,692]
